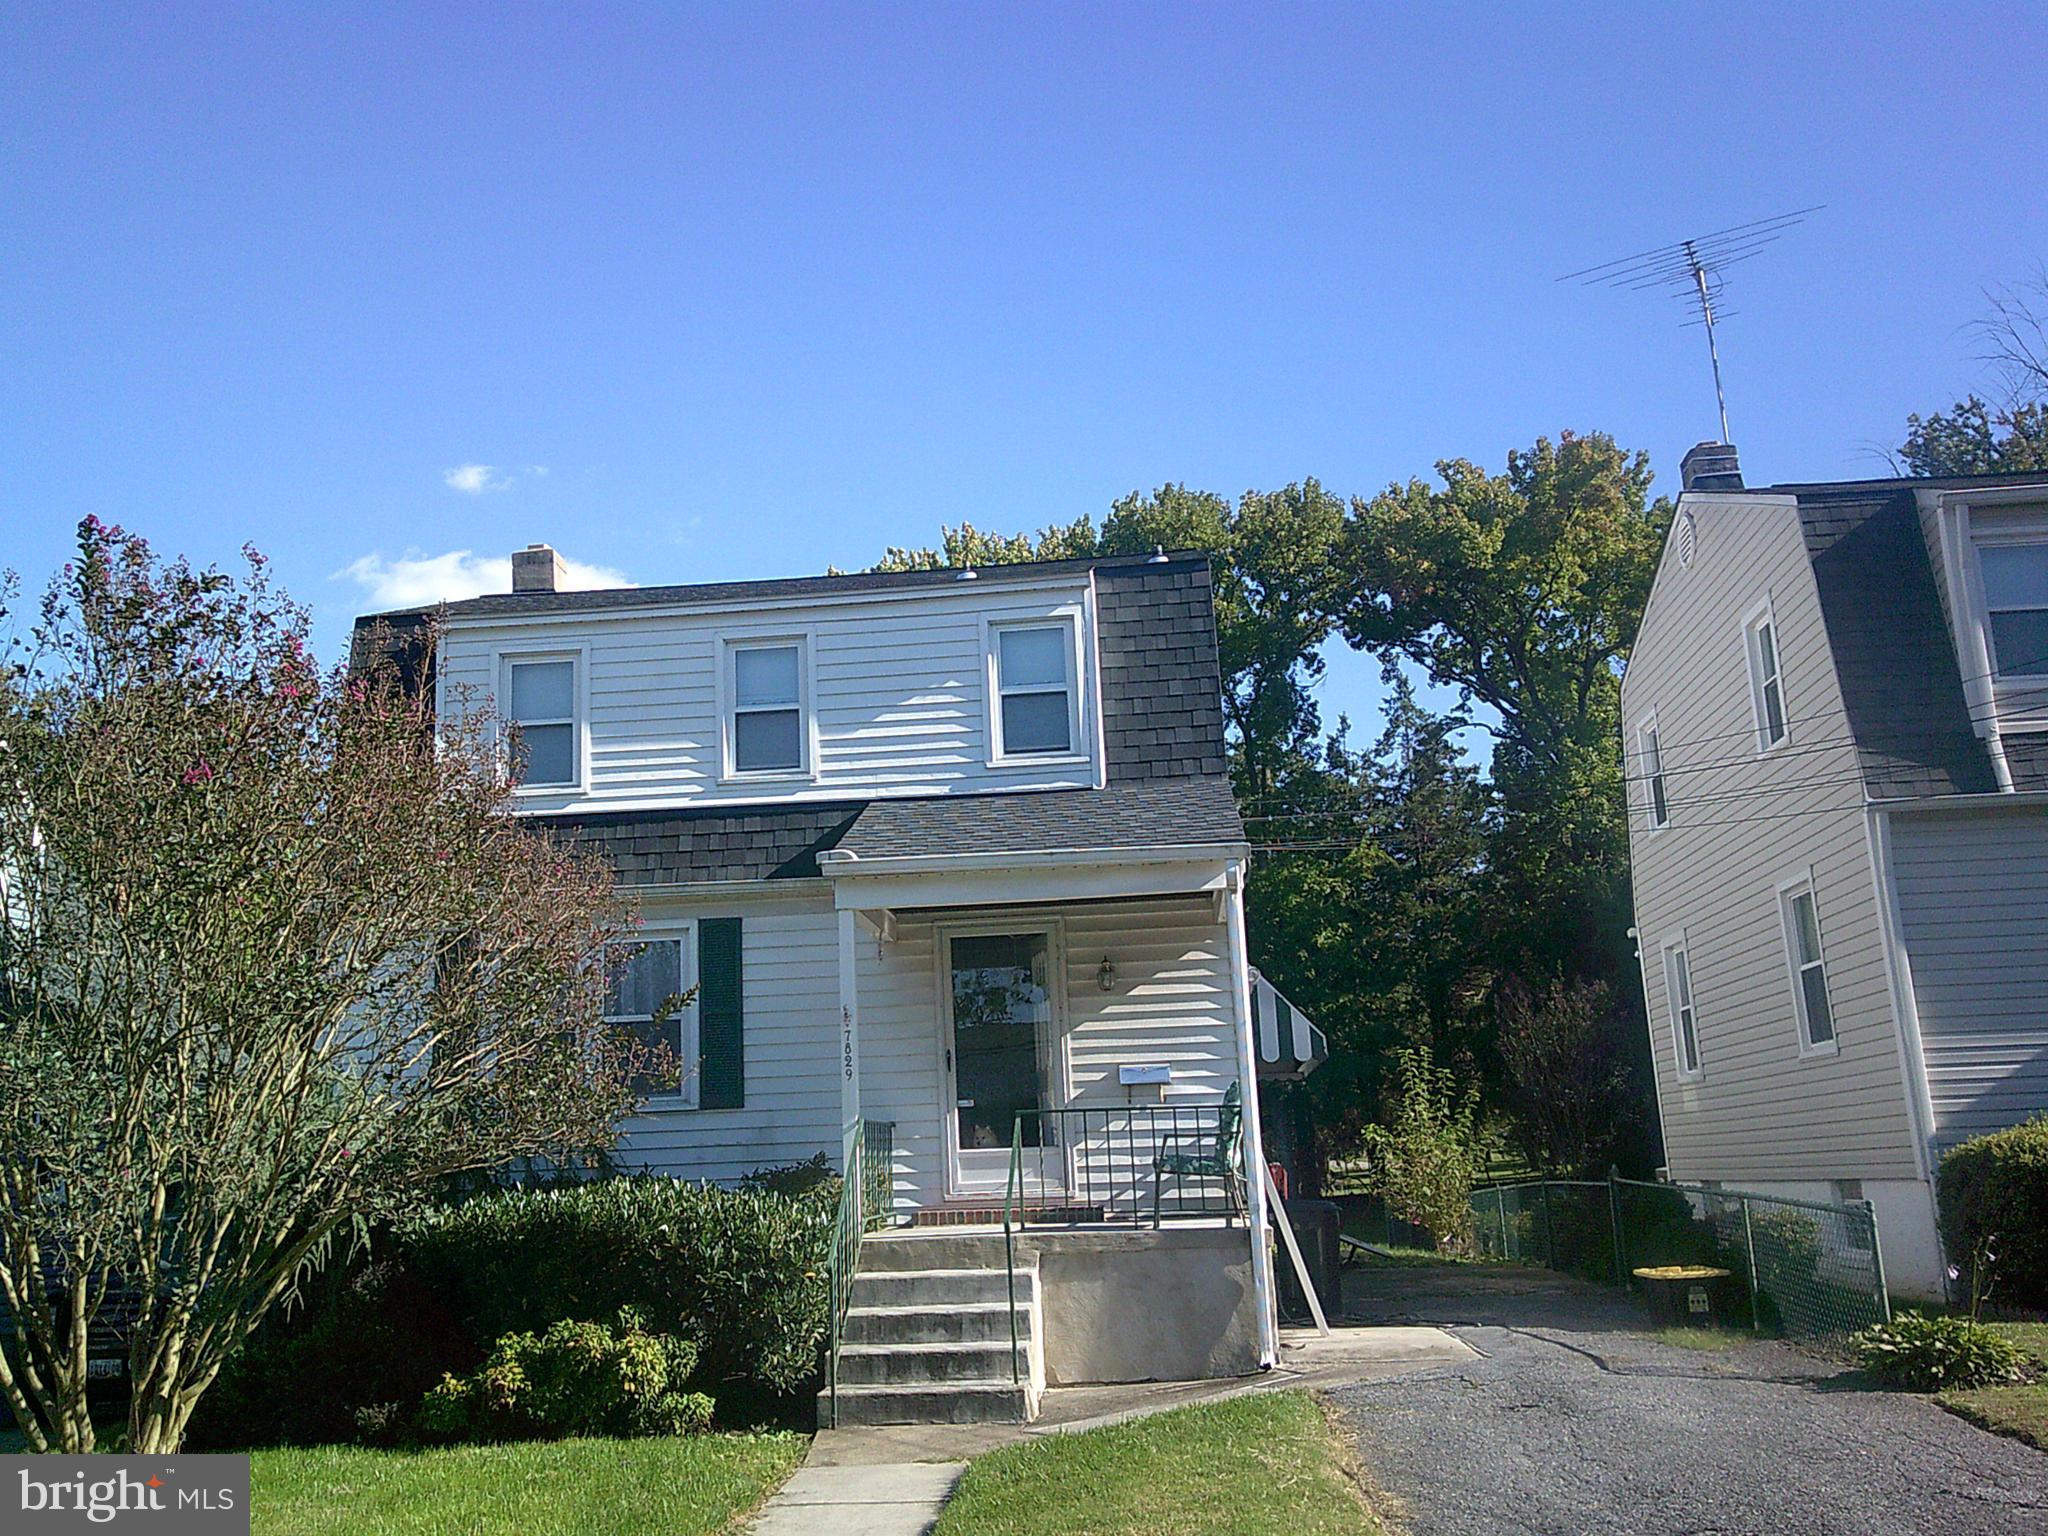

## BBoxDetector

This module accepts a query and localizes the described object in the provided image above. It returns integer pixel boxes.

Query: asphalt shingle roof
[1787,485,1998,800]
[540,803,866,885]
[836,777,1245,863]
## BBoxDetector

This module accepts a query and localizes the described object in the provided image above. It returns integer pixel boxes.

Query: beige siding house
[1622,448,2048,1297]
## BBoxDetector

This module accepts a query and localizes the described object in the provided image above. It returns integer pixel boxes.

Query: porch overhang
[819,841,1246,914]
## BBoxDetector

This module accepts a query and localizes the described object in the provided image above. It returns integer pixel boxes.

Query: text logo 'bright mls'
[8,1457,249,1533]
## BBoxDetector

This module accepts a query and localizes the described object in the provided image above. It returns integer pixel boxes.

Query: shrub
[739,1152,836,1198]
[1361,1046,1487,1252]
[1852,1312,2028,1392]
[1938,1117,2048,1310]
[399,1174,835,1404]
[421,1309,714,1442]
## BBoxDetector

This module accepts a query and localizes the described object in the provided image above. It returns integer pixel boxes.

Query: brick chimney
[1679,442,1743,493]
[511,544,567,594]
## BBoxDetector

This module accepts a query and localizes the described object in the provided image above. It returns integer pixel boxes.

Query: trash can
[1276,1199,1342,1322]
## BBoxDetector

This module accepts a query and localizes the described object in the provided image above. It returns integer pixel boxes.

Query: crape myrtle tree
[0,521,647,1453]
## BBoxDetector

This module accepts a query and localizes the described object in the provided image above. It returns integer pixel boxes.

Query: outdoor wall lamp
[1097,956,1116,992]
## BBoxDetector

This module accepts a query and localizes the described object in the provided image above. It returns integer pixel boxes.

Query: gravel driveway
[1323,1263,2046,1536]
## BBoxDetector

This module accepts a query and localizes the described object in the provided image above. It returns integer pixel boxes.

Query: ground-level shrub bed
[247,1431,804,1536]
[931,1390,1380,1536]
[191,1175,833,1449]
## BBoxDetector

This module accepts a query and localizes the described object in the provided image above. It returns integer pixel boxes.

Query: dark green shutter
[698,917,744,1109]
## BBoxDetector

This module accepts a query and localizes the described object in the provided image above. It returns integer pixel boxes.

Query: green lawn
[932,1390,1380,1536]
[246,1433,805,1536]
[1939,1323,2048,1452]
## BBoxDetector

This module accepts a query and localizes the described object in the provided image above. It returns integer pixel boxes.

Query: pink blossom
[182,759,214,785]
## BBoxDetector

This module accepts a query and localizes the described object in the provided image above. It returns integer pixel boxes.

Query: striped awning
[1250,968,1328,1081]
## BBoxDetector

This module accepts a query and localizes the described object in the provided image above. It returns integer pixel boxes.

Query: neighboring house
[354,545,1317,1423]
[1622,445,2048,1298]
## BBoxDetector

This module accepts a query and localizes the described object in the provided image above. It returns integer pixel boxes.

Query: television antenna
[1559,206,1822,444]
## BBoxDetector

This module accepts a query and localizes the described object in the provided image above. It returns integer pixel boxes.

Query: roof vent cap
[1148,545,1170,564]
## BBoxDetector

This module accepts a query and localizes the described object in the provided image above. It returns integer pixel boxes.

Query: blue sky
[5,3,2045,752]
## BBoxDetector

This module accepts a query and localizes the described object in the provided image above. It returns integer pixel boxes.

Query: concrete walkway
[748,1462,965,1536]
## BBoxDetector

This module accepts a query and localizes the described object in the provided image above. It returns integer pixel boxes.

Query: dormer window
[503,653,581,790]
[726,638,810,777]
[989,620,1080,761]
[1980,540,2048,679]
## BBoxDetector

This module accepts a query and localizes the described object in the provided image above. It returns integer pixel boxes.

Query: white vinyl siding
[440,583,1102,811]
[1621,494,1920,1185]
[611,893,1242,1210]
[1887,806,2048,1152]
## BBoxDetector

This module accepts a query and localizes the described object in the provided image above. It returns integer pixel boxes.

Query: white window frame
[603,920,699,1109]
[1743,597,1789,753]
[984,612,1088,768]
[1660,934,1703,1081]
[496,646,589,796]
[718,631,816,782]
[1636,712,1669,831]
[1973,525,2048,688]
[1775,870,1839,1058]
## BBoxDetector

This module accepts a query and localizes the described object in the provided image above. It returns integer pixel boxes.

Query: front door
[942,929,1064,1198]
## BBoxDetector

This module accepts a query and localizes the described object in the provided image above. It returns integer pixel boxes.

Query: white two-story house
[1623,445,2048,1298]
[355,544,1300,1424]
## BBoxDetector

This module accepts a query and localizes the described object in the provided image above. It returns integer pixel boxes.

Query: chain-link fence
[1469,1177,1891,1345]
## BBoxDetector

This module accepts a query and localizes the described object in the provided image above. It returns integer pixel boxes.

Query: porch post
[836,907,863,1140]
[1224,861,1279,1368]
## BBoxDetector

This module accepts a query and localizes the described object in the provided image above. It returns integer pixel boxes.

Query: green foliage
[0,521,637,1454]
[1898,396,2048,476]
[397,1176,833,1402]
[1360,1046,1487,1250]
[1938,1116,2048,1310]
[1854,1313,2028,1392]
[1494,977,1632,1176]
[419,1309,713,1443]
[738,1151,837,1197]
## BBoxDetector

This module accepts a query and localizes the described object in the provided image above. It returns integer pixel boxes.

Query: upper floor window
[1661,939,1702,1079]
[991,621,1078,760]
[727,638,808,776]
[1979,540,2048,679]
[1777,875,1836,1053]
[1745,606,1788,750]
[504,654,579,789]
[605,929,695,1104]
[1638,718,1669,829]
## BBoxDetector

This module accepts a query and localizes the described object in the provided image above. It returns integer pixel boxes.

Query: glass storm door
[943,931,1062,1196]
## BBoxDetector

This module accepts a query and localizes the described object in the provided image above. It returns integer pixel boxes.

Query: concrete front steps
[822,1231,1045,1427]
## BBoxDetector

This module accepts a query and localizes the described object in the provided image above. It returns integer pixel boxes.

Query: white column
[836,907,863,1142]
[1223,862,1279,1367]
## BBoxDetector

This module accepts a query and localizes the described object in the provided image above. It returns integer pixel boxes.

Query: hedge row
[191,1174,834,1448]
[1938,1115,2048,1311]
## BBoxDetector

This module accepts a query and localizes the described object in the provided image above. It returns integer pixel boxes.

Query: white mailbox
[1117,1064,1173,1086]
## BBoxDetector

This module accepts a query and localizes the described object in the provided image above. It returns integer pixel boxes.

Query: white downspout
[1223,861,1279,1368]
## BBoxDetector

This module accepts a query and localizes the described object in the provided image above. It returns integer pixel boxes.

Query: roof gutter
[1866,787,2048,814]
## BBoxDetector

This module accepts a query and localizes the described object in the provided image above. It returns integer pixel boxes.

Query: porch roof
[831,776,1244,864]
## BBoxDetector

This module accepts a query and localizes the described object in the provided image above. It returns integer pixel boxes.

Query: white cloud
[336,549,634,610]
[444,463,512,494]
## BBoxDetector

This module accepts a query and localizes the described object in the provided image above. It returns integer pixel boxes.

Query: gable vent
[1676,511,1698,568]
